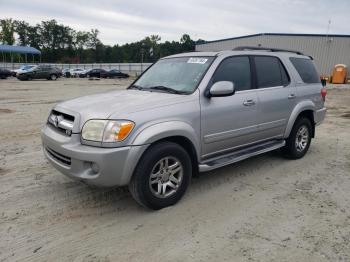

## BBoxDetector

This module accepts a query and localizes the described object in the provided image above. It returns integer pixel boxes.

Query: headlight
[81,120,134,142]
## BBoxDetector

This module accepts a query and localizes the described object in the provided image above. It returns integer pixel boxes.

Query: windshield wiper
[147,85,189,94]
[128,84,145,90]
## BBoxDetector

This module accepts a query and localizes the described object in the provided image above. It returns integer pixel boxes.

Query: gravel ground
[0,78,350,262]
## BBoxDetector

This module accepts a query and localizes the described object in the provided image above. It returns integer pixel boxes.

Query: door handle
[243,99,255,106]
[288,94,296,99]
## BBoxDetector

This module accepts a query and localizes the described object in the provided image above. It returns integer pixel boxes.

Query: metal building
[195,33,350,75]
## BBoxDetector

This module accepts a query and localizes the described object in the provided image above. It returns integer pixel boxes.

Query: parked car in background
[0,68,12,79]
[79,68,129,79]
[62,68,71,78]
[70,68,86,77]
[107,69,129,78]
[17,65,61,81]
[54,67,63,77]
[79,68,108,78]
[11,65,36,76]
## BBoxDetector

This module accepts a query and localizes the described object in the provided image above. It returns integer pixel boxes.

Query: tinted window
[280,62,290,86]
[290,57,320,83]
[254,56,289,88]
[212,56,251,91]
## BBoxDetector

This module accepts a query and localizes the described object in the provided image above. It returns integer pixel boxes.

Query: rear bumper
[315,107,327,125]
[41,125,148,187]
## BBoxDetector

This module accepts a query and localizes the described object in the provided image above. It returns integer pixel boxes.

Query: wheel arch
[152,135,199,177]
[284,102,316,138]
[130,121,200,178]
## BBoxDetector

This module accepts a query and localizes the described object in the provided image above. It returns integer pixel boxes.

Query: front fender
[131,121,200,160]
[284,101,315,138]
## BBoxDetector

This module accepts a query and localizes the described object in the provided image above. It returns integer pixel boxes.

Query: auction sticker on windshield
[187,57,208,64]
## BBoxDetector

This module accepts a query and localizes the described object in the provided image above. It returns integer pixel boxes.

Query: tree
[74,31,90,62]
[180,34,195,51]
[87,29,102,61]
[27,25,41,49]
[0,18,16,45]
[14,20,30,46]
[2,18,202,63]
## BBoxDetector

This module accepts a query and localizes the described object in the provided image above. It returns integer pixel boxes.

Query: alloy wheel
[295,125,309,152]
[149,156,183,198]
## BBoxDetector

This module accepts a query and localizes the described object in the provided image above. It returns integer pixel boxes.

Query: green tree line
[0,18,204,63]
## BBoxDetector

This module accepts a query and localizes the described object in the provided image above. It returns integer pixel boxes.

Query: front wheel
[282,117,312,159]
[50,74,57,80]
[129,142,192,210]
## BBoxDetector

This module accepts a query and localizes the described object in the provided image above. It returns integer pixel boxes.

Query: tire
[129,141,192,210]
[50,74,57,81]
[282,117,312,159]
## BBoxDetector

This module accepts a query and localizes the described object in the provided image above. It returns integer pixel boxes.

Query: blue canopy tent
[0,44,41,63]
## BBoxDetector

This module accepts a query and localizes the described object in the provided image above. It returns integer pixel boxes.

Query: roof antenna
[326,19,331,40]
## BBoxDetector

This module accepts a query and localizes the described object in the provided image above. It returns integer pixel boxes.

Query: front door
[36,66,49,79]
[200,56,259,159]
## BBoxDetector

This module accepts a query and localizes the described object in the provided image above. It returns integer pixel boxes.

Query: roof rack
[233,46,304,55]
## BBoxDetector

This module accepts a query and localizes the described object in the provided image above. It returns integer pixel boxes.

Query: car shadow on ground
[43,149,285,218]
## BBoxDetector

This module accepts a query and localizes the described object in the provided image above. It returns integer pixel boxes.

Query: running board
[199,140,286,172]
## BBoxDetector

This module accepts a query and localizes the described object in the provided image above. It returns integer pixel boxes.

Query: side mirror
[209,81,235,97]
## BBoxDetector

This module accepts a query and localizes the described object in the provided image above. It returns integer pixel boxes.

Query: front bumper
[41,125,148,187]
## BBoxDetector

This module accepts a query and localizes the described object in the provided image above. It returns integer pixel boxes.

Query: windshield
[20,65,34,70]
[27,65,38,71]
[133,56,215,93]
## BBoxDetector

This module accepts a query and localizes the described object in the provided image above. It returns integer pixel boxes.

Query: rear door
[200,56,259,158]
[253,55,296,140]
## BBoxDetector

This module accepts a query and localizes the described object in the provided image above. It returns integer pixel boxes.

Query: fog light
[90,163,100,174]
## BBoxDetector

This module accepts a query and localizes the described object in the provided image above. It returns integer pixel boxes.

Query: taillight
[321,88,327,101]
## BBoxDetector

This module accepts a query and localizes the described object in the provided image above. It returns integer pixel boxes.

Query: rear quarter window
[289,57,320,84]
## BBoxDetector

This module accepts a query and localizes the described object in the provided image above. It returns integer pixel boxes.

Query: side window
[289,57,320,84]
[212,56,251,91]
[254,56,290,88]
[279,62,290,86]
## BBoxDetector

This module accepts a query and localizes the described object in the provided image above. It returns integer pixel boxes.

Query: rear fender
[284,101,315,138]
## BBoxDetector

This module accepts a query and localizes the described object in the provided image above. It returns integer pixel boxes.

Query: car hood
[56,89,195,121]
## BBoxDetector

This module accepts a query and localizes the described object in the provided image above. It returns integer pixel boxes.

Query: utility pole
[325,19,332,75]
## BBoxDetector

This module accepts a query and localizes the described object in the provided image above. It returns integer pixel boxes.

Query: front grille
[46,147,71,166]
[48,110,75,136]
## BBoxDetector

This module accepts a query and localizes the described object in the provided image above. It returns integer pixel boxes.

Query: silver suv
[41,47,327,209]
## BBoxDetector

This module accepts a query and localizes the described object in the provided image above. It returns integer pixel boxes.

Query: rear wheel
[129,142,192,210]
[282,117,312,159]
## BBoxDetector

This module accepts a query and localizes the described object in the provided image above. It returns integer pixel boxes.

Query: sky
[1,0,350,45]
